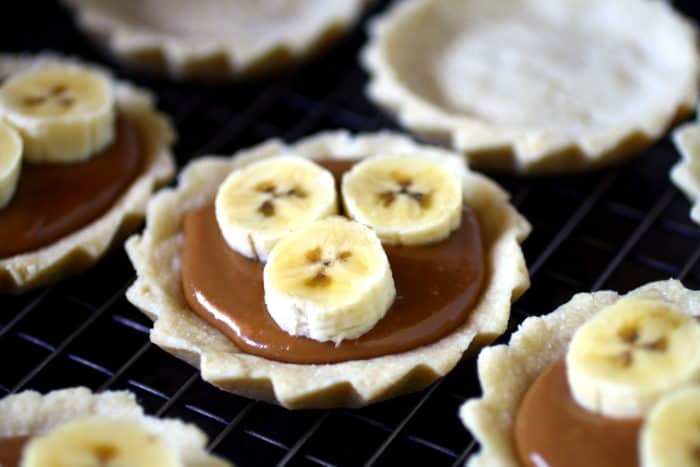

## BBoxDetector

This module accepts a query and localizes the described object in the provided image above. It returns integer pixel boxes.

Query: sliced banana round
[0,64,115,164]
[640,386,700,467]
[21,417,182,467]
[0,120,22,209]
[341,154,463,245]
[215,155,337,262]
[566,297,700,418]
[263,216,396,344]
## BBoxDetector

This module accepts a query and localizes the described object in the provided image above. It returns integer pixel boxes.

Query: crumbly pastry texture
[671,107,700,225]
[0,53,175,293]
[62,0,370,80]
[126,131,531,409]
[0,387,230,467]
[460,279,700,467]
[362,0,699,175]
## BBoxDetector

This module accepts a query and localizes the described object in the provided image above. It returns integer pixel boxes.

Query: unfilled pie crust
[62,0,370,80]
[459,279,700,467]
[0,387,230,467]
[125,131,530,409]
[362,0,699,174]
[672,107,700,225]
[0,53,175,293]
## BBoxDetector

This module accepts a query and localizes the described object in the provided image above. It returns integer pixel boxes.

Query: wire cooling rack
[2,1,700,466]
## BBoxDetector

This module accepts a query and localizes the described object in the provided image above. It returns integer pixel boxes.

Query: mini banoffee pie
[62,0,370,80]
[126,131,530,409]
[362,0,699,174]
[461,279,700,467]
[672,106,700,225]
[0,387,230,467]
[0,54,174,293]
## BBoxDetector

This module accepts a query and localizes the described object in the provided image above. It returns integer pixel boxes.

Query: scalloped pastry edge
[0,387,230,467]
[0,53,175,294]
[459,279,700,467]
[671,107,700,225]
[361,0,700,175]
[62,0,371,80]
[125,130,530,409]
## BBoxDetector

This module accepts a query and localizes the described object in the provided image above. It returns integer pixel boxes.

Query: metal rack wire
[2,1,700,466]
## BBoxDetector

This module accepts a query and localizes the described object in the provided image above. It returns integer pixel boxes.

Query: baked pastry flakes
[672,107,700,224]
[0,54,175,293]
[62,0,370,80]
[0,387,229,466]
[362,0,699,174]
[460,279,700,467]
[125,131,530,409]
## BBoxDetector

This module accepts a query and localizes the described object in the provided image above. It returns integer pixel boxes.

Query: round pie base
[362,0,699,174]
[0,387,230,467]
[62,0,370,80]
[125,131,530,409]
[0,53,175,293]
[459,279,700,467]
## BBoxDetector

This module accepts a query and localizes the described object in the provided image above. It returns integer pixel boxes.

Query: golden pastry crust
[459,279,700,467]
[0,387,230,467]
[672,107,700,224]
[0,53,175,293]
[62,0,370,80]
[362,0,699,175]
[125,131,530,409]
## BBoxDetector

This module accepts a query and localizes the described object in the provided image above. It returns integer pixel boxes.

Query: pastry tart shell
[0,53,175,294]
[125,131,530,409]
[459,279,700,467]
[62,0,370,80]
[362,0,699,175]
[0,387,230,467]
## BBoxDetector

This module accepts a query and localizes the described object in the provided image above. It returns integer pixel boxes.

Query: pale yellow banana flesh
[341,154,463,245]
[0,120,22,209]
[0,64,114,164]
[566,297,700,418]
[264,216,395,344]
[641,386,700,467]
[215,155,337,261]
[21,417,182,467]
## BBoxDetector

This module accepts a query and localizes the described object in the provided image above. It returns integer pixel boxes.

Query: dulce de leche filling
[0,435,31,467]
[0,116,143,258]
[181,159,485,364]
[514,356,642,467]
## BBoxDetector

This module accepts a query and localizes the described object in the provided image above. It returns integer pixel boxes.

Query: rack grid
[2,1,700,466]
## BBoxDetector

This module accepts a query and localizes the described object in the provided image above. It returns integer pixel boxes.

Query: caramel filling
[0,116,143,258]
[515,357,642,467]
[0,435,31,467]
[181,159,484,364]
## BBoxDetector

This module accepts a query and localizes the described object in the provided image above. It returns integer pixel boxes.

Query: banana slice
[341,154,463,245]
[566,297,700,418]
[0,120,22,209]
[640,386,700,467]
[215,155,337,262]
[264,216,396,344]
[0,64,115,164]
[21,417,182,467]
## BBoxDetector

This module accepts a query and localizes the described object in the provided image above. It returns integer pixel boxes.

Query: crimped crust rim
[125,130,530,409]
[62,0,371,80]
[361,0,700,175]
[0,53,175,293]
[459,279,700,467]
[0,387,230,467]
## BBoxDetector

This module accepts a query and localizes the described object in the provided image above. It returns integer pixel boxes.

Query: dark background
[2,1,700,466]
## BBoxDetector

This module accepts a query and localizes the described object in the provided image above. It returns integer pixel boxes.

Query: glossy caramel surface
[181,159,484,364]
[0,117,142,258]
